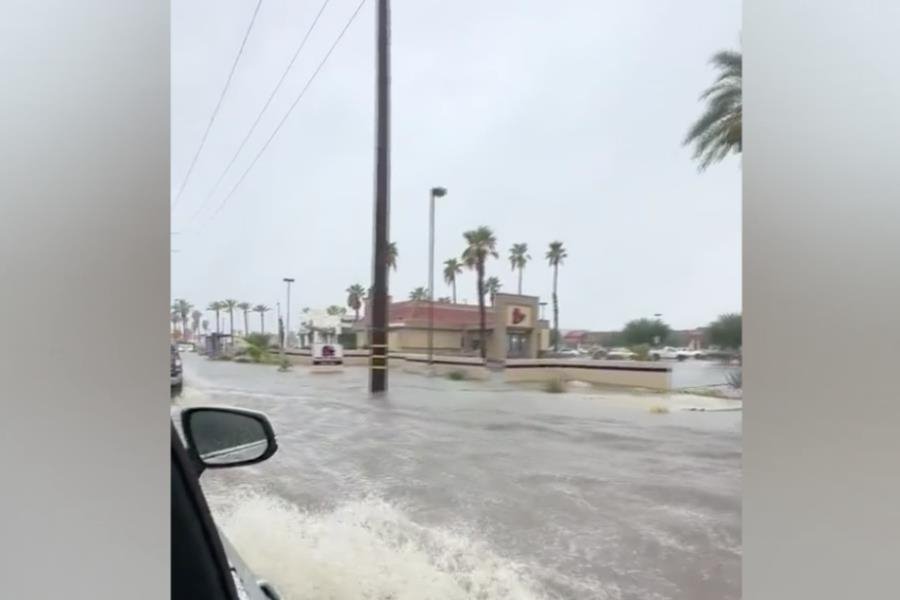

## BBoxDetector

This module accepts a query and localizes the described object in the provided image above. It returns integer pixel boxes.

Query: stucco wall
[505,358,671,390]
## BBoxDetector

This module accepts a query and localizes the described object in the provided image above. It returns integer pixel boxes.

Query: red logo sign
[511,307,527,325]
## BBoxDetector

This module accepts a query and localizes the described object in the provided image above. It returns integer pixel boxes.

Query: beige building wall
[395,328,462,352]
[490,293,541,362]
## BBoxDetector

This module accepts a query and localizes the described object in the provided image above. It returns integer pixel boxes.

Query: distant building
[356,293,550,361]
[298,309,358,348]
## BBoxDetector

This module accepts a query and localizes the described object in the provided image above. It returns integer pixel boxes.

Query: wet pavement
[174,354,741,600]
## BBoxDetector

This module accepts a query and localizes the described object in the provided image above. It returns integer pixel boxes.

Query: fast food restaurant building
[356,293,550,361]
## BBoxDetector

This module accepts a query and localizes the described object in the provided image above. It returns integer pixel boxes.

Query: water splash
[209,490,548,600]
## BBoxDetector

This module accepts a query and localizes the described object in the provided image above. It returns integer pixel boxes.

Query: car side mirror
[180,407,278,469]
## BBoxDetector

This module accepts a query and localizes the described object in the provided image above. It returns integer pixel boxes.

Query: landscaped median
[504,358,672,390]
[280,350,673,390]
[394,353,491,381]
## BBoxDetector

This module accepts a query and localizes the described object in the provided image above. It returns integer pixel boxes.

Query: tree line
[343,232,569,360]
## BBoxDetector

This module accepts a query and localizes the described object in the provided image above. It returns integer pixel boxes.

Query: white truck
[649,346,704,361]
[312,342,343,365]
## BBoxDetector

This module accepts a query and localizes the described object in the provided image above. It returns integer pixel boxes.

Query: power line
[189,0,334,225]
[173,0,265,209]
[204,0,369,225]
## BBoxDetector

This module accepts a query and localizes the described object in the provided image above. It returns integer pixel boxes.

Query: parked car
[648,346,701,361]
[605,347,636,360]
[171,344,183,391]
[172,405,284,600]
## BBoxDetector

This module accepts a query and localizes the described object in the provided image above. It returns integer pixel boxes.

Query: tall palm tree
[386,241,398,271]
[201,319,209,333]
[252,304,270,333]
[222,299,238,336]
[206,301,223,334]
[172,299,193,338]
[170,312,180,337]
[190,310,202,338]
[237,302,251,336]
[443,258,463,303]
[684,49,742,171]
[508,243,531,295]
[409,286,428,301]
[546,241,568,351]
[485,276,502,306]
[462,226,498,360]
[346,284,366,320]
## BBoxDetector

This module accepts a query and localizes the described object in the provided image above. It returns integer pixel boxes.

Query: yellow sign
[506,305,533,328]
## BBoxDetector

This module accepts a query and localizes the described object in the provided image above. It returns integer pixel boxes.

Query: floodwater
[174,355,741,600]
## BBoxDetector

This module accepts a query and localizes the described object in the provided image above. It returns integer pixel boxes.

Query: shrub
[649,404,669,414]
[544,377,566,393]
[446,370,467,381]
[277,358,292,372]
[245,345,265,363]
[244,333,272,348]
[630,343,651,361]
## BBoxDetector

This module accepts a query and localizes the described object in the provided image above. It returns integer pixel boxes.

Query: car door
[172,423,240,600]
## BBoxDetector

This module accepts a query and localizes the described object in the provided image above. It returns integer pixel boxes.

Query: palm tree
[546,241,568,351]
[170,312,180,337]
[191,310,202,338]
[409,286,428,301]
[443,258,463,303]
[222,299,238,336]
[326,305,347,317]
[172,299,193,338]
[346,284,366,320]
[462,226,498,360]
[237,302,251,336]
[508,243,531,295]
[485,276,502,306]
[386,241,398,271]
[252,304,271,333]
[206,301,223,334]
[684,49,742,171]
[201,319,209,334]
[437,296,452,303]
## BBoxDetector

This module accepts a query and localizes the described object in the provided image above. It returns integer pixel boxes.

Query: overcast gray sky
[171,0,741,332]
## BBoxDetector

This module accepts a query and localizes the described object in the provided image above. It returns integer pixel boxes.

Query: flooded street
[175,354,741,600]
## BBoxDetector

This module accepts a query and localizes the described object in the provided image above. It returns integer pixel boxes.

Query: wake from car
[210,489,548,600]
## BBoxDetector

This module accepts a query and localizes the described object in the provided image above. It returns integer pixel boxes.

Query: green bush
[446,370,467,381]
[245,345,265,363]
[244,333,272,348]
[630,343,651,361]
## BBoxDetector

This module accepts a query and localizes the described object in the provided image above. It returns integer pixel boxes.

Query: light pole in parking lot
[428,186,447,366]
[283,277,295,347]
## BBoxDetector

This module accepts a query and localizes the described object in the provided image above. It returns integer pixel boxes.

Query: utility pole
[427,186,447,366]
[370,0,391,392]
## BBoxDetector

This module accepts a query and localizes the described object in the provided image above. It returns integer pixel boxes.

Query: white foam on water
[209,490,549,600]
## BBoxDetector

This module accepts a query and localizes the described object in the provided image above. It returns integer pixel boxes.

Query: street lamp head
[431,187,447,198]
[283,277,295,283]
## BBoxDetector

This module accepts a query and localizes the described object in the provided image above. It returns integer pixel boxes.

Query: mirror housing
[180,407,278,470]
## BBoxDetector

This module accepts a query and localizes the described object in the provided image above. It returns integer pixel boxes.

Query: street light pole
[427,186,447,366]
[370,0,391,393]
[283,277,295,347]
